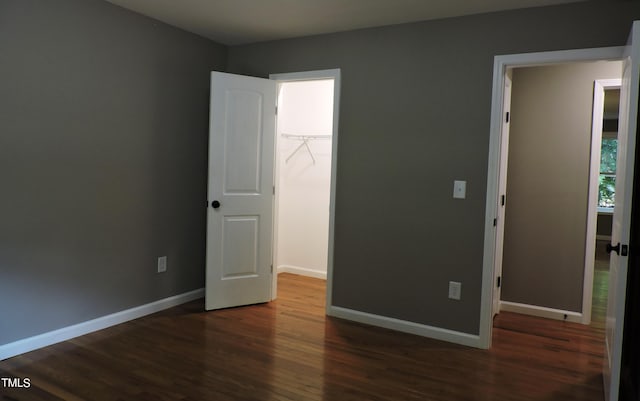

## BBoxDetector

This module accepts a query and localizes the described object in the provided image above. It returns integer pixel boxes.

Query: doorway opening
[269,70,341,306]
[493,62,621,327]
[479,46,629,347]
[589,82,621,329]
[480,40,640,401]
[205,70,339,313]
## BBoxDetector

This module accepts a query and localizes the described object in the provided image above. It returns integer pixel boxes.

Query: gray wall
[2,0,638,347]
[227,1,639,334]
[0,0,226,345]
[598,214,613,237]
[501,62,622,312]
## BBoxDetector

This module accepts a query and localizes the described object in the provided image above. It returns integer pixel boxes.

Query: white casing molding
[328,306,481,348]
[0,288,204,361]
[269,69,341,310]
[500,301,583,324]
[481,45,624,349]
[277,265,327,280]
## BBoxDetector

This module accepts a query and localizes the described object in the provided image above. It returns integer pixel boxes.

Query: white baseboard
[328,306,481,348]
[500,301,583,324]
[278,265,327,280]
[0,288,204,361]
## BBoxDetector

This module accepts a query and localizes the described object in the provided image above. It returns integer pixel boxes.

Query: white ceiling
[104,0,585,46]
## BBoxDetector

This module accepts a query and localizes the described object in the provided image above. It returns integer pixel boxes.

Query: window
[599,136,617,210]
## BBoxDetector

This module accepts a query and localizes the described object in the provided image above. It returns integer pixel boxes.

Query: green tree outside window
[599,138,617,208]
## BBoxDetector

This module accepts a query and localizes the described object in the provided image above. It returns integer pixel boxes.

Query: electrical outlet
[449,281,461,300]
[453,180,466,199]
[157,256,167,273]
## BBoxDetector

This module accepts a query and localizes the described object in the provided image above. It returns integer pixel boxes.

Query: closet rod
[281,133,331,140]
[281,133,331,164]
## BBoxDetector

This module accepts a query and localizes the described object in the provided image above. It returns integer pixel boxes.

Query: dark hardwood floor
[1,268,609,401]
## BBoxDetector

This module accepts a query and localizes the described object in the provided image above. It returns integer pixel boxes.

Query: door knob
[211,200,221,209]
[607,242,620,255]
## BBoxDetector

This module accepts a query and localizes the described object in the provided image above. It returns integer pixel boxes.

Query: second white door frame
[584,78,621,325]
[480,46,624,349]
[269,68,341,314]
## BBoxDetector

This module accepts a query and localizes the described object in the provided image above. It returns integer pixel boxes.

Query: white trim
[277,265,327,280]
[270,69,339,82]
[584,80,604,325]
[481,46,625,350]
[489,47,624,68]
[271,82,283,302]
[500,301,583,323]
[598,207,615,215]
[492,69,512,319]
[0,288,204,361]
[329,306,481,348]
[269,69,341,315]
[585,78,622,325]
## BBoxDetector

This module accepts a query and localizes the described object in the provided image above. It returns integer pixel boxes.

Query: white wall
[276,80,334,279]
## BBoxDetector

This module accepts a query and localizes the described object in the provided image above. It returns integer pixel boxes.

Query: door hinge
[497,276,501,288]
[270,264,273,273]
[275,106,278,115]
[493,218,497,227]
[505,111,510,123]
[273,186,275,195]
[501,194,506,206]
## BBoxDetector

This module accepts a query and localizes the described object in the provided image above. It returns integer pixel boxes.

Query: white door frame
[584,78,621,325]
[491,69,512,318]
[480,46,624,349]
[268,69,341,313]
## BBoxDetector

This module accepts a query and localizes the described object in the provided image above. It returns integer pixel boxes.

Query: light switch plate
[453,180,466,199]
[449,281,462,300]
[157,256,167,273]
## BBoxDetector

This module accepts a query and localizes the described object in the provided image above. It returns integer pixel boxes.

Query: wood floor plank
[1,272,606,401]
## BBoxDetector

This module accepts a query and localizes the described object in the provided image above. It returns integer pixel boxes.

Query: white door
[206,72,277,310]
[493,70,512,317]
[604,21,639,401]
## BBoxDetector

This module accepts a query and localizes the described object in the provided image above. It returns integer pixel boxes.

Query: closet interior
[274,79,335,280]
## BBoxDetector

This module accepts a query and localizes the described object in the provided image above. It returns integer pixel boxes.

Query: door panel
[223,90,264,194]
[604,20,639,401]
[222,216,259,278]
[206,72,276,311]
